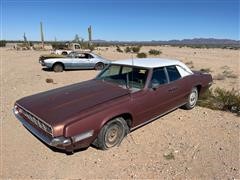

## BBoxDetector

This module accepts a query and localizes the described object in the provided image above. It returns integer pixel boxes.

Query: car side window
[166,66,181,82]
[151,67,168,87]
[76,53,86,59]
[85,53,93,59]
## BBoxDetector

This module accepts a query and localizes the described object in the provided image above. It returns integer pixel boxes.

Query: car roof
[112,58,184,68]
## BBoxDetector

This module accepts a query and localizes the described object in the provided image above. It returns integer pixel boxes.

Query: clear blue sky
[1,0,239,41]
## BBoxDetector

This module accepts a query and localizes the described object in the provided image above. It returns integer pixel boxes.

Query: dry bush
[200,68,212,73]
[124,47,131,53]
[222,70,238,79]
[116,46,123,53]
[132,46,141,53]
[148,49,161,55]
[198,88,240,115]
[137,52,147,58]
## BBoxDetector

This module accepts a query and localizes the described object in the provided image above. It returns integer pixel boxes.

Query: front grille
[18,107,53,135]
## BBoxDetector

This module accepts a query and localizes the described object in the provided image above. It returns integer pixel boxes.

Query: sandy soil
[0,47,239,179]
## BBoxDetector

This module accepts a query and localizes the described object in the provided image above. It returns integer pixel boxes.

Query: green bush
[132,46,141,53]
[137,52,147,58]
[149,49,161,55]
[0,40,6,47]
[198,88,240,115]
[124,46,131,53]
[116,45,123,53]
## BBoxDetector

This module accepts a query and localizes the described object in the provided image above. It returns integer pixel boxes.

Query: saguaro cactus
[40,22,44,48]
[23,32,27,43]
[88,25,92,45]
[23,32,30,48]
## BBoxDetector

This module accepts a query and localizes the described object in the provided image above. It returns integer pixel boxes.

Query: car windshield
[67,52,76,58]
[96,64,149,92]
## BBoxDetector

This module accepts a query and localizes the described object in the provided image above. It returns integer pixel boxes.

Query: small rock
[45,78,54,83]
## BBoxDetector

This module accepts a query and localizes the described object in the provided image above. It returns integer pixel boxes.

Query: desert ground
[0,46,239,179]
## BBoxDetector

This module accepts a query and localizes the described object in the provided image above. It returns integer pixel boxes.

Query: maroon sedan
[13,58,212,153]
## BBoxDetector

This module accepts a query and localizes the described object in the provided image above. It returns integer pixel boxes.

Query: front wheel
[53,63,64,72]
[182,87,198,110]
[94,62,105,70]
[94,117,128,150]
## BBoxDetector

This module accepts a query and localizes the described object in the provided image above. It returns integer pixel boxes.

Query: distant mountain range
[93,38,240,45]
[4,38,239,47]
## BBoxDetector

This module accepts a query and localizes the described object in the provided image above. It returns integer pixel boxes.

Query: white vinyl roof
[112,58,193,74]
[113,58,181,68]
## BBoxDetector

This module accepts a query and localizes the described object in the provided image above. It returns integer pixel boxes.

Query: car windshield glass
[67,52,75,58]
[96,64,148,91]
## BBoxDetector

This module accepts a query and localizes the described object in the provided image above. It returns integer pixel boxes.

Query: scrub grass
[198,88,240,116]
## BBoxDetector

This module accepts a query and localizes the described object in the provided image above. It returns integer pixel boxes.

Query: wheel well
[95,62,104,66]
[196,85,202,94]
[108,113,133,129]
[52,62,65,69]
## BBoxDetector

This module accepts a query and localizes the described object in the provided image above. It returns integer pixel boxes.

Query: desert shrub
[137,52,147,58]
[132,46,141,53]
[116,45,123,53]
[124,46,131,53]
[222,70,238,79]
[200,68,212,73]
[149,49,161,55]
[0,40,6,47]
[52,43,68,50]
[198,88,240,115]
[88,44,95,51]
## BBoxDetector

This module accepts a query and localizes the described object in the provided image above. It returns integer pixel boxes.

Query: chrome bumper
[13,108,71,149]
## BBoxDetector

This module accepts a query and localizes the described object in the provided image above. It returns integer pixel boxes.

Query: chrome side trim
[130,103,186,131]
[72,130,94,143]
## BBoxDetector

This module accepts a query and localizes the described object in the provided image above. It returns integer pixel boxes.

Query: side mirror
[151,82,159,90]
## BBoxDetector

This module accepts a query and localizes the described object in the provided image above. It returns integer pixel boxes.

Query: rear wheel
[94,62,104,70]
[183,87,198,110]
[61,51,68,55]
[95,117,128,150]
[53,63,64,72]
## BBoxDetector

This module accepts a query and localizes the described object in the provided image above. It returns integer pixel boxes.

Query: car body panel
[40,52,109,70]
[14,58,213,152]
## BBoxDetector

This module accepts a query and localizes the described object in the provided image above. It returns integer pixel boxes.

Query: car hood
[16,80,129,126]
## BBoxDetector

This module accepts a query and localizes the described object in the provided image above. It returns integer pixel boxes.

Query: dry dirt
[0,46,239,179]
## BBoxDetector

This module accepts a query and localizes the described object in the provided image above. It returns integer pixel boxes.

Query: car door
[130,67,174,127]
[165,65,190,108]
[71,53,90,69]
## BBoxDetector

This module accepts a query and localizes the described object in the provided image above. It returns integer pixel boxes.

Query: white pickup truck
[53,43,81,55]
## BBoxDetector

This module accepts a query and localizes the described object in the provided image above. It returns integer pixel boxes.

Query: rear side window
[151,67,168,86]
[166,66,181,81]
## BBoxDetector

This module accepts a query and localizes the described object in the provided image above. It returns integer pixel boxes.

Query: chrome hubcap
[189,90,197,106]
[105,124,122,148]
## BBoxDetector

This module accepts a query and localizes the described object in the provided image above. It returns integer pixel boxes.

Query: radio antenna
[131,54,134,91]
